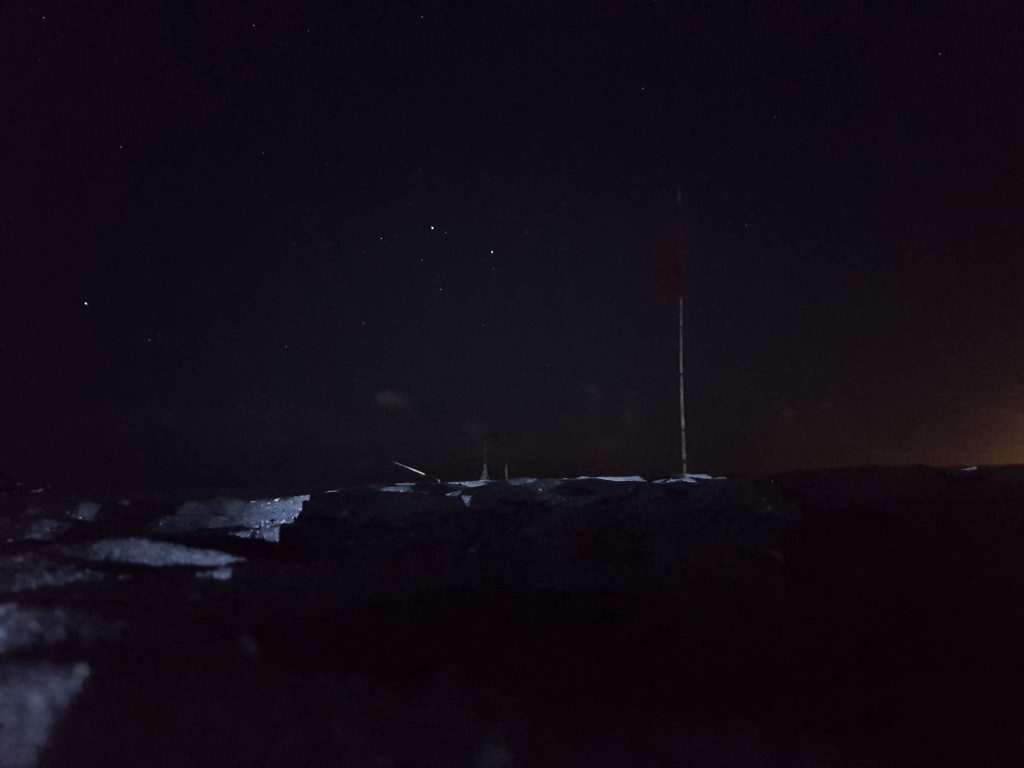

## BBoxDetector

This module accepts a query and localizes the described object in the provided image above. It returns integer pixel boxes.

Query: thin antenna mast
[679,294,687,475]
[676,185,688,475]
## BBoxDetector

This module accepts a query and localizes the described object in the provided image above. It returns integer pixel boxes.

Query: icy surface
[0,604,109,656]
[61,538,242,568]
[568,475,648,483]
[0,605,72,656]
[0,554,107,595]
[21,518,73,542]
[66,502,101,522]
[153,496,307,535]
[230,526,282,542]
[196,567,234,581]
[0,662,90,768]
[5,469,1022,766]
[654,474,723,484]
[0,498,107,544]
[441,475,723,489]
[375,483,416,493]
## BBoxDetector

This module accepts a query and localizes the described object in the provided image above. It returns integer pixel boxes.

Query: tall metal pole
[678,294,688,475]
[675,184,688,476]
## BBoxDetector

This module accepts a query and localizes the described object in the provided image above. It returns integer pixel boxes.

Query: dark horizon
[4,1,1023,489]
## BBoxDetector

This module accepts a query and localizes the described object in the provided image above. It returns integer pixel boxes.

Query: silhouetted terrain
[2,467,1023,766]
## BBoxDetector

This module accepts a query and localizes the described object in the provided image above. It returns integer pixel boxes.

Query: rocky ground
[2,467,1024,767]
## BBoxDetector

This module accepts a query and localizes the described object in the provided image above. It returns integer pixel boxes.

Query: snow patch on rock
[196,567,234,581]
[66,502,101,522]
[654,474,723,484]
[0,662,90,768]
[0,554,107,595]
[376,483,417,493]
[62,538,242,568]
[152,496,307,535]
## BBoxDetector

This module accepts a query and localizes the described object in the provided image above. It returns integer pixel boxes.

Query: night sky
[3,1,1024,489]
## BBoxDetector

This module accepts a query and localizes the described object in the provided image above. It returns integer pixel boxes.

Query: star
[82,301,89,307]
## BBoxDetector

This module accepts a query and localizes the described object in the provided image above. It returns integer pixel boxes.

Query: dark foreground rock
[2,469,1024,766]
